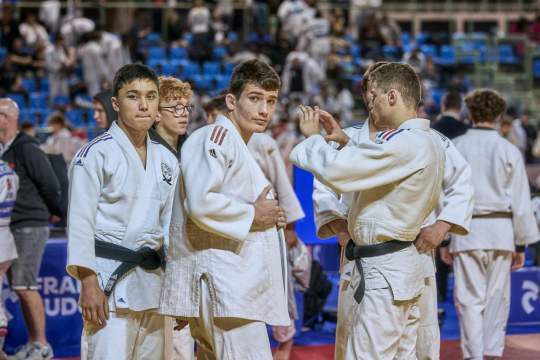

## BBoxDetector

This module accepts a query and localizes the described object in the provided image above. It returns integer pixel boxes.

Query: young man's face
[93,100,109,129]
[367,82,391,130]
[229,83,278,134]
[159,97,192,135]
[112,79,159,134]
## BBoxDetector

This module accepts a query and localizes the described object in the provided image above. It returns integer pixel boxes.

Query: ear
[155,112,162,124]
[111,97,120,112]
[225,93,236,112]
[387,89,397,106]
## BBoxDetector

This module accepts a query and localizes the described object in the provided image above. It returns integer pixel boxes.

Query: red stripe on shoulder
[211,126,224,144]
[218,128,228,145]
[210,126,219,142]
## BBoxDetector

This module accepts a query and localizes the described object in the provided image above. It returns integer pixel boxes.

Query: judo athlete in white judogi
[149,76,196,360]
[66,64,179,360]
[160,59,289,359]
[313,113,473,360]
[442,89,540,360]
[0,160,18,358]
[290,63,446,360]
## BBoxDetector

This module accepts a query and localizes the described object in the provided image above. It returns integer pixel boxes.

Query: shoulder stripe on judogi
[210,126,220,142]
[382,129,399,140]
[217,128,228,145]
[75,133,112,158]
[386,129,404,140]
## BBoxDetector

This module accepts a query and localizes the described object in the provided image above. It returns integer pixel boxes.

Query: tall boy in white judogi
[290,63,446,359]
[66,64,178,359]
[446,89,540,360]
[160,60,289,359]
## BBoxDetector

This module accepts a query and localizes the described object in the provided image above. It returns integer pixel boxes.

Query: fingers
[256,185,273,201]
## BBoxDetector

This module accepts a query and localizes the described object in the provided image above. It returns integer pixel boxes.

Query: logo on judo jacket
[161,162,173,185]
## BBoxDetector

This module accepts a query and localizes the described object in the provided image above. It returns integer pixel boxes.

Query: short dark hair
[361,61,389,95]
[229,59,280,98]
[203,94,227,113]
[112,63,159,97]
[20,121,34,131]
[465,88,506,124]
[442,91,462,111]
[367,62,422,109]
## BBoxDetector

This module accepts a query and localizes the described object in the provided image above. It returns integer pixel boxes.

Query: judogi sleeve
[313,178,348,238]
[66,151,103,279]
[181,130,255,243]
[509,150,540,246]
[438,140,474,236]
[253,135,305,223]
[290,134,423,194]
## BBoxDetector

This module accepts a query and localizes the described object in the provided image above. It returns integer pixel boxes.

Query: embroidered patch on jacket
[375,129,405,143]
[161,162,173,185]
[210,126,228,146]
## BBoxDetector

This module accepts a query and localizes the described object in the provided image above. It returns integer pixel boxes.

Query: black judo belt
[95,240,166,297]
[345,239,412,304]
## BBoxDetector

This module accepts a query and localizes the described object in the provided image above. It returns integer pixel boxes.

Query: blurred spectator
[402,47,427,74]
[0,98,62,360]
[59,16,95,47]
[165,9,184,46]
[92,90,116,129]
[297,8,331,72]
[0,159,18,359]
[281,51,325,102]
[5,37,35,75]
[519,109,537,163]
[78,30,109,96]
[277,0,312,46]
[19,12,50,49]
[432,91,469,139]
[357,13,385,60]
[41,112,85,164]
[499,117,520,145]
[335,81,355,125]
[39,0,61,34]
[379,13,402,47]
[20,122,36,138]
[188,0,211,35]
[45,35,77,102]
[100,31,128,77]
[0,4,20,51]
[511,115,528,158]
[530,13,540,43]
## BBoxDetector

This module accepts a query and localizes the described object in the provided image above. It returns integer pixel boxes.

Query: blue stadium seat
[227,32,239,42]
[160,61,180,76]
[212,46,227,61]
[181,61,201,80]
[213,74,230,92]
[400,32,412,47]
[40,78,49,92]
[192,74,213,92]
[147,58,164,71]
[29,92,48,108]
[382,45,399,60]
[146,32,162,44]
[7,93,26,109]
[21,78,37,92]
[223,62,235,75]
[420,44,438,59]
[30,108,51,126]
[169,47,187,60]
[148,47,167,61]
[498,44,519,65]
[52,95,70,107]
[183,33,193,44]
[0,47,6,60]
[436,45,455,65]
[203,61,221,75]
[415,32,429,46]
[430,88,445,108]
[350,44,361,60]
[534,59,540,78]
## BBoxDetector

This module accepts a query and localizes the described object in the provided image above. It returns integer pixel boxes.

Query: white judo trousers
[81,311,165,360]
[453,249,512,359]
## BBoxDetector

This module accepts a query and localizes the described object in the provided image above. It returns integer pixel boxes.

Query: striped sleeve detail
[376,129,405,142]
[75,133,113,158]
[210,126,228,146]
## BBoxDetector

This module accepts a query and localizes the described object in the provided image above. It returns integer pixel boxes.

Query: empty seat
[29,92,48,108]
[7,93,26,109]
[170,47,187,60]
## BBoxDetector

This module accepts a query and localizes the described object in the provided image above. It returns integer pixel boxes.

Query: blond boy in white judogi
[160,60,289,359]
[313,118,473,359]
[446,89,540,360]
[67,65,178,359]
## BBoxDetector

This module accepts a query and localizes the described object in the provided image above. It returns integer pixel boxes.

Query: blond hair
[158,76,193,101]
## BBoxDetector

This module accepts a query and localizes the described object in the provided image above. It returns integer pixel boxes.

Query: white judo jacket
[291,118,445,301]
[160,115,289,326]
[451,128,540,252]
[66,122,179,311]
[248,132,305,223]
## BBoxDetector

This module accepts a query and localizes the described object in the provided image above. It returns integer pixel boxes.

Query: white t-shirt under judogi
[291,118,445,301]
[66,122,179,312]
[160,115,289,326]
[451,128,540,252]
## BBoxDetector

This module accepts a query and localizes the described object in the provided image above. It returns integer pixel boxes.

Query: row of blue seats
[19,108,95,127]
[147,45,228,62]
[147,59,234,78]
